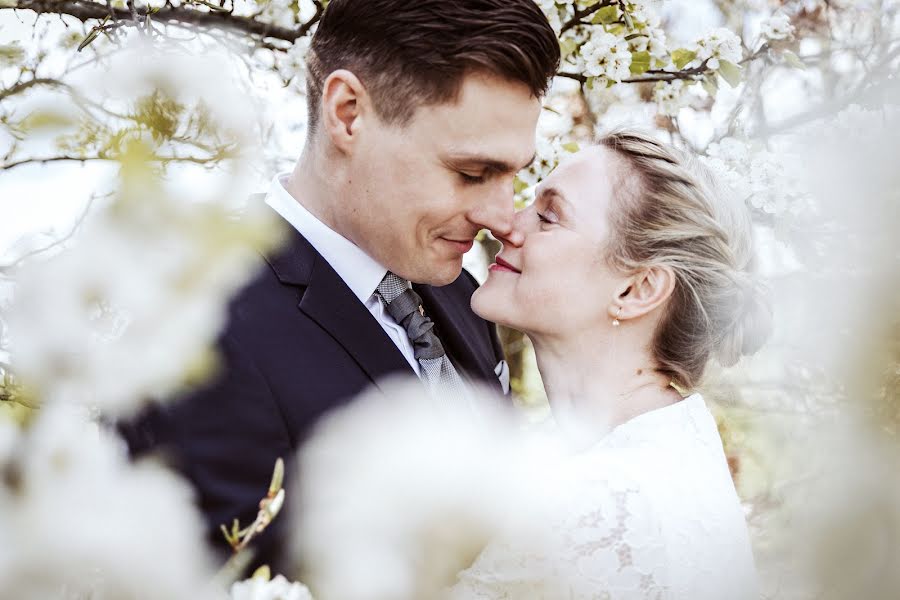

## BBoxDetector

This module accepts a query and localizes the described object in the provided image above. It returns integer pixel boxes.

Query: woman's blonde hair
[598,130,772,390]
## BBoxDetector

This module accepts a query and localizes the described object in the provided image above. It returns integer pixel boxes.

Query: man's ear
[611,266,676,322]
[320,69,370,154]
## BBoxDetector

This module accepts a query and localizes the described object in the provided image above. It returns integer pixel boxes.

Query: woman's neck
[531,329,682,445]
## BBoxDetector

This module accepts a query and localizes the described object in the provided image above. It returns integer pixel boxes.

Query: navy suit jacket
[119,209,506,572]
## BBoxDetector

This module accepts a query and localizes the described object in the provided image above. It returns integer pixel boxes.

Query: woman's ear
[320,69,369,154]
[613,266,676,322]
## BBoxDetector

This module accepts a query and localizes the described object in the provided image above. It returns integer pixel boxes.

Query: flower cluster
[653,79,690,116]
[760,12,795,41]
[579,31,632,84]
[231,573,315,600]
[702,137,808,217]
[0,405,219,600]
[691,27,743,70]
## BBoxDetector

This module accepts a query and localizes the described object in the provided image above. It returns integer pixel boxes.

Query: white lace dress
[446,394,759,600]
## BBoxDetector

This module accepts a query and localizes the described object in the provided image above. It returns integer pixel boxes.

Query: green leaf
[559,37,579,59]
[0,43,23,66]
[251,565,271,582]
[701,75,718,98]
[671,48,697,70]
[513,175,529,195]
[629,50,651,75]
[717,59,742,88]
[77,29,101,53]
[585,77,595,90]
[561,141,580,153]
[782,50,805,69]
[592,5,620,24]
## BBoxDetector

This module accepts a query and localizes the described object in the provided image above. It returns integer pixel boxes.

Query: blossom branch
[6,0,323,43]
[560,0,619,33]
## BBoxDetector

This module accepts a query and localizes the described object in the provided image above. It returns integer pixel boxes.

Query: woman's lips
[490,256,521,274]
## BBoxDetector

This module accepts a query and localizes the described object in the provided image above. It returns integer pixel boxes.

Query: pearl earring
[612,307,621,327]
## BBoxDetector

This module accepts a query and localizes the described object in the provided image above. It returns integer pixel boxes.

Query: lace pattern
[445,395,758,600]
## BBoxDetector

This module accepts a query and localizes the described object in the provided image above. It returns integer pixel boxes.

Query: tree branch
[0,193,98,272]
[8,0,322,43]
[0,77,68,102]
[560,0,618,34]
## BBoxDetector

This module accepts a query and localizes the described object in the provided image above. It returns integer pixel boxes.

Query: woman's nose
[491,208,528,248]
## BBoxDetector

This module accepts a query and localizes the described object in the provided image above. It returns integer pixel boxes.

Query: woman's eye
[538,213,555,225]
[459,172,486,185]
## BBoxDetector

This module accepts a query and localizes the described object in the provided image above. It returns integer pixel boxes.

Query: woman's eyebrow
[537,185,574,215]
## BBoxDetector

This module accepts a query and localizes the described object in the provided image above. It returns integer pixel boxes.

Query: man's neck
[285,148,346,240]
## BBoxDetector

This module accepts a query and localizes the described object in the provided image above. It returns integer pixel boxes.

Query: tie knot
[376,272,411,305]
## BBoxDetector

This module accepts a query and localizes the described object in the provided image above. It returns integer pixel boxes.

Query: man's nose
[468,180,515,240]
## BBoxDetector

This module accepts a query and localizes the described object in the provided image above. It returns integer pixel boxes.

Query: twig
[560,0,618,34]
[0,77,67,102]
[8,0,323,43]
[0,194,98,272]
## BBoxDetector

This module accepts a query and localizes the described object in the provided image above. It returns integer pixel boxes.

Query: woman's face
[472,146,626,338]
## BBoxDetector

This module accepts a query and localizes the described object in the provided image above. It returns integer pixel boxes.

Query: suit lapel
[266,229,416,390]
[415,283,502,394]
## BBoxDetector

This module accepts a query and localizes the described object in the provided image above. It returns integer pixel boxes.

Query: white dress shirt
[264,173,421,376]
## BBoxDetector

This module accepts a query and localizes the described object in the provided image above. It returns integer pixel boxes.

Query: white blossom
[692,27,743,70]
[653,79,690,116]
[579,31,633,83]
[535,0,565,36]
[761,12,795,41]
[292,379,565,600]
[231,574,315,600]
[0,405,220,600]
[276,36,312,87]
[631,26,669,61]
[257,0,298,29]
[7,189,282,417]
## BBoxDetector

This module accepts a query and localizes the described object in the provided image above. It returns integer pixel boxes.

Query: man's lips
[490,256,521,274]
[441,237,475,254]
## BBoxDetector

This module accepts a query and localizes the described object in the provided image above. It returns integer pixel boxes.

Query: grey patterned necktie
[376,272,466,395]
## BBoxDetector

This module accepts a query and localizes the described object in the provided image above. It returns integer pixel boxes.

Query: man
[121,0,559,571]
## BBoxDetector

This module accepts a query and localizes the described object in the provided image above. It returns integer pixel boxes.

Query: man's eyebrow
[443,152,537,174]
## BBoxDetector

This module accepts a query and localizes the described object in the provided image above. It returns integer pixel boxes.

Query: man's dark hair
[305,0,560,132]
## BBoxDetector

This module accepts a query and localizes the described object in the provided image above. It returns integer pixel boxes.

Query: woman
[450,130,771,599]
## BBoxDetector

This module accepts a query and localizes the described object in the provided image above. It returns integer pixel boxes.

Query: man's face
[342,72,541,286]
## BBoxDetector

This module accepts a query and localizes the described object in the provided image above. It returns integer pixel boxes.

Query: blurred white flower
[579,31,633,83]
[692,27,743,70]
[276,37,312,88]
[7,201,279,416]
[703,137,809,217]
[653,79,690,116]
[292,379,564,600]
[257,0,298,29]
[231,574,314,600]
[760,12,795,41]
[0,404,220,600]
[535,0,565,36]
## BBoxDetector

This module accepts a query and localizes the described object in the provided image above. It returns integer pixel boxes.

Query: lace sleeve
[445,466,669,600]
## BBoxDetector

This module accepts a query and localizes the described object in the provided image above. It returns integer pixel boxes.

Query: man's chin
[408,258,463,287]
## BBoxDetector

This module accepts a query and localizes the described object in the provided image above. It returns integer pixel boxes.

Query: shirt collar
[265,173,387,302]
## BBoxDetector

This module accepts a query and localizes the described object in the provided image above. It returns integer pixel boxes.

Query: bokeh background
[1,1,899,598]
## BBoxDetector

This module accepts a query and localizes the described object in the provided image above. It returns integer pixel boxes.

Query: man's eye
[459,172,486,185]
